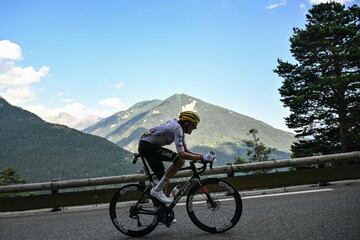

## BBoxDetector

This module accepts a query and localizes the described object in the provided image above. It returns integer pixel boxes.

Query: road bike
[109,153,243,237]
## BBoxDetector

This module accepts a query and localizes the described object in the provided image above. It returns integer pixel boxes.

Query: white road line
[242,188,334,199]
[177,188,334,206]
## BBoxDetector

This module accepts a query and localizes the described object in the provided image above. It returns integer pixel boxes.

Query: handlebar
[190,160,213,173]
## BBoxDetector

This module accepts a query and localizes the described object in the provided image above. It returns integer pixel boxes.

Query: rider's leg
[164,158,185,178]
[163,159,185,195]
[140,143,180,203]
[153,159,184,194]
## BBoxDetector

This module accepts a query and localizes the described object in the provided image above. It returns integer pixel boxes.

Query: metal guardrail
[0,151,359,212]
[1,151,359,194]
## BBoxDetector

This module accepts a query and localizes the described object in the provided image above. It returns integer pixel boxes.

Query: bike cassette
[157,206,174,227]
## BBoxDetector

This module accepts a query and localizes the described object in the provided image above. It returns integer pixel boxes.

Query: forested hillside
[0,97,136,183]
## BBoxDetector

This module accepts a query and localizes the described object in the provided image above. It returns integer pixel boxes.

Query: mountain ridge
[85,93,295,165]
[44,112,101,130]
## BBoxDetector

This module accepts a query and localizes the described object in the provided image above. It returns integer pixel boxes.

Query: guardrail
[0,151,359,212]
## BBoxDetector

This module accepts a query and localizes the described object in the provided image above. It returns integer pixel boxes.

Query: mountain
[84,94,296,165]
[85,99,162,137]
[0,96,136,183]
[43,113,101,130]
[74,114,102,130]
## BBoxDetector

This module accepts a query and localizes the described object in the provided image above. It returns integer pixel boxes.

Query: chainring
[157,206,174,227]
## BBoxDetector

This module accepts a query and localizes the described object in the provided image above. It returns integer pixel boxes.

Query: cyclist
[138,111,215,204]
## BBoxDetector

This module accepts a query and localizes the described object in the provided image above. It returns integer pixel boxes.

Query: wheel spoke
[109,184,158,237]
[186,179,242,233]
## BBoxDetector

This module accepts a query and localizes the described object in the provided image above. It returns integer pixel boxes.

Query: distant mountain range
[41,112,101,130]
[85,94,296,165]
[0,97,135,183]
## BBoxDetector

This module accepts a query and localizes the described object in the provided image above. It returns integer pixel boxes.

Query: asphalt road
[1,180,359,240]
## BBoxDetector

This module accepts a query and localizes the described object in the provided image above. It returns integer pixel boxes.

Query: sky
[0,0,358,132]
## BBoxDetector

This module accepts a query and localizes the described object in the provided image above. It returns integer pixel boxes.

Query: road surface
[1,180,359,240]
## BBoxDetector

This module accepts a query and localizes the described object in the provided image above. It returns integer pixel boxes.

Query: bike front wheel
[186,178,242,233]
[109,184,159,237]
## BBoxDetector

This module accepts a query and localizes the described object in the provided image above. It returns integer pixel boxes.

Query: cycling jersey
[141,119,187,153]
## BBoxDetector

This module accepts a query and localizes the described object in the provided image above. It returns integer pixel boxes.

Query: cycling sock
[154,176,169,192]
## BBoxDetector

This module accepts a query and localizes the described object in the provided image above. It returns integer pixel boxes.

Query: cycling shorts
[138,140,179,180]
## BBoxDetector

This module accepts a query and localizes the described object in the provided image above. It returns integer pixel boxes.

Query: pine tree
[243,129,275,162]
[235,129,276,174]
[274,2,360,157]
[0,168,26,186]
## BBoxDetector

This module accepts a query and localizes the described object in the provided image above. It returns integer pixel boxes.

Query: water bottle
[170,185,180,198]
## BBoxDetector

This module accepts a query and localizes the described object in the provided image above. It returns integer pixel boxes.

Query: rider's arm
[182,134,204,161]
[178,151,204,161]
[174,125,203,161]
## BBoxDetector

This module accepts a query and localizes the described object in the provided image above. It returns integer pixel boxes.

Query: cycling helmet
[179,111,200,124]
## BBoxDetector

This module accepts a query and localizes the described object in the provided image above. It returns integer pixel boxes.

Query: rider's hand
[203,151,215,162]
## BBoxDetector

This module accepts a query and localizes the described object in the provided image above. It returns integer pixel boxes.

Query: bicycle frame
[132,154,210,212]
[169,164,202,208]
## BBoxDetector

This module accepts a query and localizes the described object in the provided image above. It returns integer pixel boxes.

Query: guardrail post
[226,163,234,178]
[51,178,62,212]
[313,153,330,186]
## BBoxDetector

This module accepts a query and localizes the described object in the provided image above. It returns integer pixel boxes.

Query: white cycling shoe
[150,189,173,204]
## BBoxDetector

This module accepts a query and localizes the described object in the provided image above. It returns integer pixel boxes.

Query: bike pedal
[159,219,177,227]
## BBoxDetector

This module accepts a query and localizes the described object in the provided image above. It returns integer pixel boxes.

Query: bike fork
[199,182,217,208]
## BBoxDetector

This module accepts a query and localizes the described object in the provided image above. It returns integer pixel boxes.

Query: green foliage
[235,129,276,174]
[0,168,25,186]
[234,156,247,164]
[243,129,276,163]
[274,2,360,157]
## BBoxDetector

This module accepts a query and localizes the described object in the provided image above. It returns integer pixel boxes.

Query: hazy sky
[0,0,357,132]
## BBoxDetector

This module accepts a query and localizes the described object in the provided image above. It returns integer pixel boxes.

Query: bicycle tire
[186,178,242,233]
[109,184,159,237]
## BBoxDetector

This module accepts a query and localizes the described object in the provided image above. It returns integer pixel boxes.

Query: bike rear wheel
[109,184,159,237]
[186,178,242,233]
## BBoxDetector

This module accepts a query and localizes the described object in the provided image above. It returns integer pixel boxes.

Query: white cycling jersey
[141,119,187,153]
